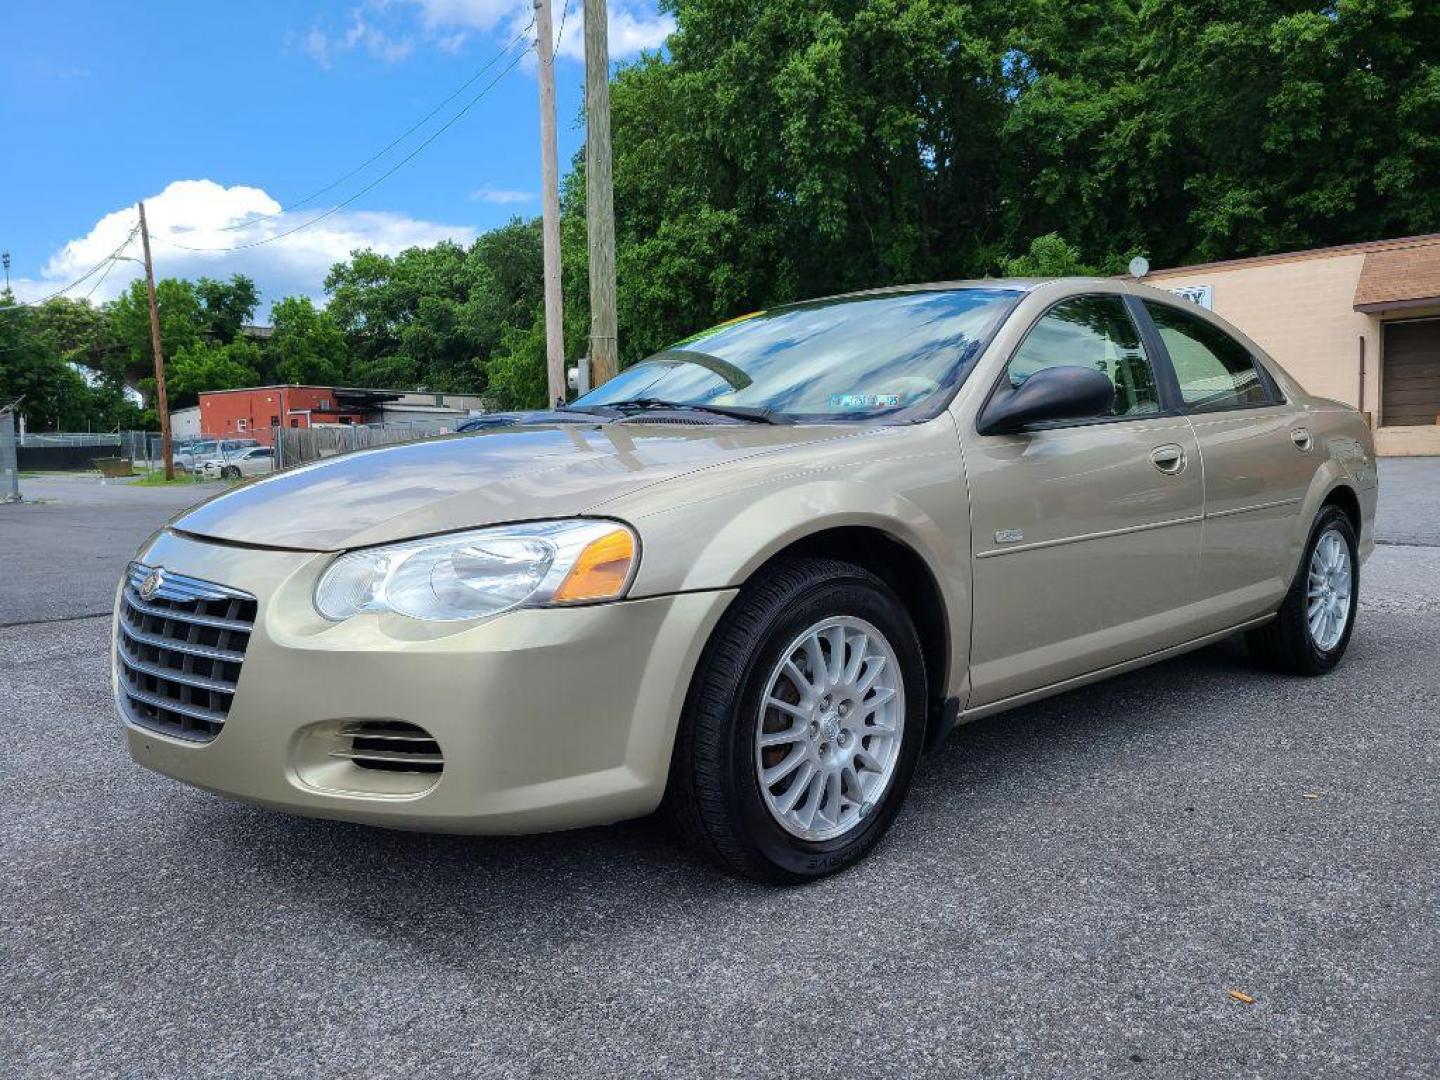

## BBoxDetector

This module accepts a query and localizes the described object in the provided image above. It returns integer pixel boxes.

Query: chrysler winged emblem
[139,568,165,601]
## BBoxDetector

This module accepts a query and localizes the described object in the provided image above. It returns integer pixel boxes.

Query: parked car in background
[114,278,1377,883]
[175,438,259,472]
[200,445,273,480]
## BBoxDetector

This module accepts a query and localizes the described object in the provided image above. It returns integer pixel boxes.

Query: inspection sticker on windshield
[830,393,901,410]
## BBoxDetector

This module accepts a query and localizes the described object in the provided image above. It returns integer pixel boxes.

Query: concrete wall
[170,407,201,441]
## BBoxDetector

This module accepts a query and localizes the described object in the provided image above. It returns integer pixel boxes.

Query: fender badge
[995,529,1024,544]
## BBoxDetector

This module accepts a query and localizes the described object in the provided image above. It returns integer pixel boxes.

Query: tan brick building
[1138,233,1440,456]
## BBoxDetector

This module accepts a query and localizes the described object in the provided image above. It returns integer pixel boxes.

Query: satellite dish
[1128,256,1150,280]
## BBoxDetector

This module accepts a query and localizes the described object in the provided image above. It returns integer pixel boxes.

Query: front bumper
[116,530,734,833]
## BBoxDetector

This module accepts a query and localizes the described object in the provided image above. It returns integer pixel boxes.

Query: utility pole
[137,203,173,480]
[535,0,566,406]
[583,0,618,386]
[2,252,10,293]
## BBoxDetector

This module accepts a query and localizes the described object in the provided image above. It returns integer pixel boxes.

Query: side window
[1006,295,1160,419]
[1144,302,1271,410]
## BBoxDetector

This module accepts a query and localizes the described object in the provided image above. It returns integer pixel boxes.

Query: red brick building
[197,386,401,446]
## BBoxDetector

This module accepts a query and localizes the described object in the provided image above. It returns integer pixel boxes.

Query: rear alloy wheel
[666,557,927,882]
[1247,505,1359,675]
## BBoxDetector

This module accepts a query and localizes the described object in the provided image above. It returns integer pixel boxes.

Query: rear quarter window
[1144,301,1273,411]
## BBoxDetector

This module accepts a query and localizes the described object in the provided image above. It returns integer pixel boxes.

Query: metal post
[0,408,20,503]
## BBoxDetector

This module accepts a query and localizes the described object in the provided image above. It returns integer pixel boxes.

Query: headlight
[314,519,638,622]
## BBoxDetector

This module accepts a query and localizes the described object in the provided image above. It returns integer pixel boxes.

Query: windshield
[572,287,1019,421]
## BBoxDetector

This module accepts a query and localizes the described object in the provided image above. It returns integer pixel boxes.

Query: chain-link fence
[274,420,459,469]
[1,409,19,502]
[12,420,468,475]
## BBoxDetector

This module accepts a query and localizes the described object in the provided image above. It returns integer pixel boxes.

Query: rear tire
[665,558,928,883]
[1247,506,1358,676]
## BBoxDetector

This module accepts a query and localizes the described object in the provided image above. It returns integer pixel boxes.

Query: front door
[960,294,1204,707]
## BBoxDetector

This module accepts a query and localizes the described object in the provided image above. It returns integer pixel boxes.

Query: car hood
[171,422,850,551]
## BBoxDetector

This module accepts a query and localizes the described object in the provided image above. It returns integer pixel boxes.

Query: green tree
[270,296,348,385]
[485,315,550,409]
[103,278,203,403]
[325,222,555,392]
[195,275,259,342]
[0,293,97,430]
[168,338,263,404]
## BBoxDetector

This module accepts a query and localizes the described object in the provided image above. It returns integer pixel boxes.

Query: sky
[0,0,674,317]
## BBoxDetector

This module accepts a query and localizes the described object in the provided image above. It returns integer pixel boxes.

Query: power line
[3,24,535,309]
[552,2,572,63]
[82,247,127,301]
[0,222,140,315]
[156,38,532,254]
[210,22,537,234]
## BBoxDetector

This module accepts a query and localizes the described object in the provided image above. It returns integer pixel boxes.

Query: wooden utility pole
[535,0,566,405]
[137,202,173,480]
[583,0,618,386]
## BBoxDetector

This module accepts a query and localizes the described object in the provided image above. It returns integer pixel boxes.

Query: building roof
[1353,242,1440,312]
[1141,232,1440,280]
[199,384,407,398]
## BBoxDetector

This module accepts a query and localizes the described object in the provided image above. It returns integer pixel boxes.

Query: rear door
[960,293,1204,707]
[1137,300,1316,631]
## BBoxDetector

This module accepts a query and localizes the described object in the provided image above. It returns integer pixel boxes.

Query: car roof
[786,276,1133,307]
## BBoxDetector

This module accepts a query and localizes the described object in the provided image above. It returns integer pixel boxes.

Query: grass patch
[129,469,214,486]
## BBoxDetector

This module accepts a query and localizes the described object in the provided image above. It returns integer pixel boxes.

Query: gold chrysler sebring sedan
[115,279,1377,881]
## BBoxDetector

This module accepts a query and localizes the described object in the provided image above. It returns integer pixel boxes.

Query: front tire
[221,466,240,480]
[1247,506,1359,676]
[666,558,928,883]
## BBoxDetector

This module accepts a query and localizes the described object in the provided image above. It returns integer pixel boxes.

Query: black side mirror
[977,365,1115,435]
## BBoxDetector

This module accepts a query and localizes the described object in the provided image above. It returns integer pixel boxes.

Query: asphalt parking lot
[2,464,1436,1078]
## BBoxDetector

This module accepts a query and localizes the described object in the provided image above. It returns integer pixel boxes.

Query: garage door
[1383,320,1440,426]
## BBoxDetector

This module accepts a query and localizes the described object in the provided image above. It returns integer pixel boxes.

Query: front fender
[639,477,962,596]
[597,419,974,697]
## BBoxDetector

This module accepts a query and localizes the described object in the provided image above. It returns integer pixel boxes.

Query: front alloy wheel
[755,616,905,842]
[667,557,927,882]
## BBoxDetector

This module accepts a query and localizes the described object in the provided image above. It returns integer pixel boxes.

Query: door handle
[1291,427,1314,452]
[1150,444,1187,475]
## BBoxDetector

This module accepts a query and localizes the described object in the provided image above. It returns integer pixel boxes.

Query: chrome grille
[115,563,256,742]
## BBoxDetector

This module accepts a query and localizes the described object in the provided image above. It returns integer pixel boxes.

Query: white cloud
[308,1,672,66]
[469,186,536,204]
[298,1,671,71]
[547,1,674,62]
[304,27,334,68]
[12,180,475,316]
[302,6,416,68]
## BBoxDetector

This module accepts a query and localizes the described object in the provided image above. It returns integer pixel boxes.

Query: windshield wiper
[563,398,784,425]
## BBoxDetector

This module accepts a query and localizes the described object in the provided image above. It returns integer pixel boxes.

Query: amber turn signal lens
[553,528,636,602]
